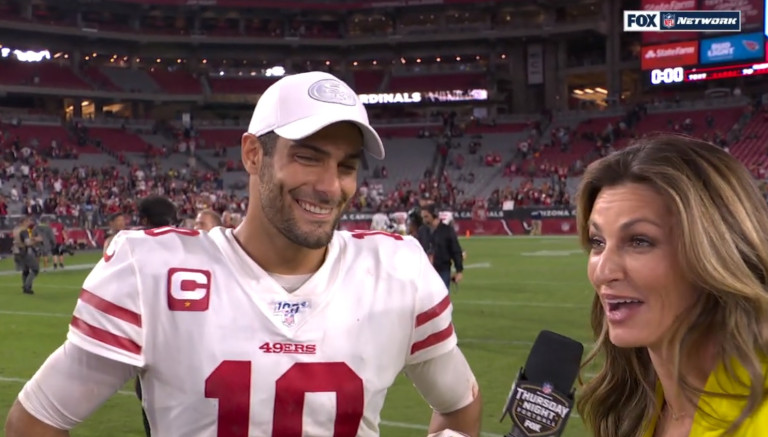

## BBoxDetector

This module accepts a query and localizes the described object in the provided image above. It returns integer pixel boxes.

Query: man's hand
[452,272,463,284]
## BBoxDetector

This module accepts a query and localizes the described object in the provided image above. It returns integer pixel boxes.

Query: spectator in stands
[421,204,463,289]
[576,134,768,436]
[194,209,222,232]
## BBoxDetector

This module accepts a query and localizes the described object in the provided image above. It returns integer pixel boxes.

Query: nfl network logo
[624,10,741,32]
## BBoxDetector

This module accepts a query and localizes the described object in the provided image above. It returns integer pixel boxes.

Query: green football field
[0,236,597,437]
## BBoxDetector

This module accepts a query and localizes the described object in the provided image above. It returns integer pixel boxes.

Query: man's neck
[233,217,327,275]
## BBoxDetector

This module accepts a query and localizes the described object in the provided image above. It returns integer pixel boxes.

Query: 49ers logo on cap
[167,268,211,311]
[308,79,357,107]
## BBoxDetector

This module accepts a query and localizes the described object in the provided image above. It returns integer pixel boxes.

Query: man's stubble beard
[258,159,346,250]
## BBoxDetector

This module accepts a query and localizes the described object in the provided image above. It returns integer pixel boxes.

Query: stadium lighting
[595,87,607,93]
[573,89,585,95]
[584,88,595,93]
[265,66,285,77]
[1,48,51,62]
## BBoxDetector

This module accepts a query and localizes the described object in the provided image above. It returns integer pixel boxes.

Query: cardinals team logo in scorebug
[167,268,212,311]
[743,39,760,52]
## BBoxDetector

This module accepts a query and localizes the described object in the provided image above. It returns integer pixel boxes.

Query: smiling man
[5,71,481,437]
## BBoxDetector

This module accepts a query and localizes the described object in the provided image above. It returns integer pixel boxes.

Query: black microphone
[500,330,584,437]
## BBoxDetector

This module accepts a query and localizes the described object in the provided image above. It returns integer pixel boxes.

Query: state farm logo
[167,268,212,311]
[645,45,695,59]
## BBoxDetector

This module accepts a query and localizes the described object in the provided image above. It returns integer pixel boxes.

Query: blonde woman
[575,134,768,437]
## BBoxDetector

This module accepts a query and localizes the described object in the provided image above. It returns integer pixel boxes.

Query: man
[35,218,56,271]
[408,208,431,254]
[421,205,464,289]
[133,194,180,437]
[102,213,126,255]
[137,195,177,228]
[194,209,223,232]
[49,220,68,270]
[14,216,41,294]
[5,71,481,437]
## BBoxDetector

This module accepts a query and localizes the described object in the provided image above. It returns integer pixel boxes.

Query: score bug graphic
[167,268,212,311]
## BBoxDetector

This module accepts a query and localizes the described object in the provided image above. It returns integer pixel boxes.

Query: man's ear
[241,133,262,175]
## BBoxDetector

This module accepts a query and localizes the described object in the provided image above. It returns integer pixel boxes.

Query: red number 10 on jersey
[205,360,364,436]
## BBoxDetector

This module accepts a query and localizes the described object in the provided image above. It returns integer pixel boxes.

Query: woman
[575,134,768,437]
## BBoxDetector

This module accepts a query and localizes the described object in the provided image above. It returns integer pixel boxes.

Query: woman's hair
[575,134,768,437]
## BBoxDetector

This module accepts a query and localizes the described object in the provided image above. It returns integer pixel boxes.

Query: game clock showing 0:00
[650,67,685,85]
[649,63,768,85]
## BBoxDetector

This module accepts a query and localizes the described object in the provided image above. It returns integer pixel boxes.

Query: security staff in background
[421,204,464,290]
[134,194,178,437]
[15,216,41,295]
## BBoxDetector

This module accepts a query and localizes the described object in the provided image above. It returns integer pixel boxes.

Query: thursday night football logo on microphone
[624,10,741,32]
[500,330,584,437]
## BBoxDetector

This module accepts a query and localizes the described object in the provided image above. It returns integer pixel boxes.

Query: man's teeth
[297,200,332,214]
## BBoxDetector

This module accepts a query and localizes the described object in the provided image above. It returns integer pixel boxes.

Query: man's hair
[258,132,279,158]
[199,209,223,226]
[108,212,123,223]
[137,195,177,228]
[423,204,438,219]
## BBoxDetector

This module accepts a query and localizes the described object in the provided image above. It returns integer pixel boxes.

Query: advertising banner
[699,32,765,64]
[641,40,699,69]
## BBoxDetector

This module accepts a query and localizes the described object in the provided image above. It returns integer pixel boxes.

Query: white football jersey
[68,226,456,437]
[370,213,390,231]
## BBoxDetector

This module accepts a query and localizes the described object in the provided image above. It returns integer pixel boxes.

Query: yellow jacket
[642,357,768,436]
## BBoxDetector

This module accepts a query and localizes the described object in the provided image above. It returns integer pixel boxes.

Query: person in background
[408,208,431,255]
[576,134,768,437]
[137,195,177,229]
[15,217,41,295]
[194,209,222,232]
[49,219,67,270]
[35,218,56,271]
[102,213,126,254]
[421,204,464,289]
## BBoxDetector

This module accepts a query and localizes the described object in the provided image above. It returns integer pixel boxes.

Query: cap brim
[273,114,385,160]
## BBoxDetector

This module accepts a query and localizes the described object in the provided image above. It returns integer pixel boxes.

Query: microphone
[500,330,584,437]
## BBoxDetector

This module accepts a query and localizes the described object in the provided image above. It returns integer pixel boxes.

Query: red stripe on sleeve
[79,288,142,327]
[415,295,451,327]
[70,316,142,355]
[410,324,454,355]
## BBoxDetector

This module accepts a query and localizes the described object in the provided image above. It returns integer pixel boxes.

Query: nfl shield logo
[542,382,553,394]
[662,13,675,28]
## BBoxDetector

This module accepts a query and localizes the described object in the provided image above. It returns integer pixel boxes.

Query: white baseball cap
[247,71,385,159]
